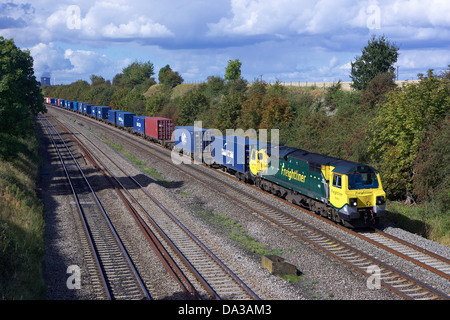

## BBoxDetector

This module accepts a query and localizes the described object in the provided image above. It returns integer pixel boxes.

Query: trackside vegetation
[0,37,46,299]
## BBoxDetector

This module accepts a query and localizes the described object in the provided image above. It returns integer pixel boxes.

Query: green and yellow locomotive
[249,145,386,228]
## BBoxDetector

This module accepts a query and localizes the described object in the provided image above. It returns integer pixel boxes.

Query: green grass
[96,134,172,186]
[383,201,450,246]
[0,129,46,299]
[198,210,283,256]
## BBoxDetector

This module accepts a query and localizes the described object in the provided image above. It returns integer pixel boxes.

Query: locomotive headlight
[376,196,385,206]
[349,198,358,207]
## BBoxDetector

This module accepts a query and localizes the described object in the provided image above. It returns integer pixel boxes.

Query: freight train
[44,97,386,228]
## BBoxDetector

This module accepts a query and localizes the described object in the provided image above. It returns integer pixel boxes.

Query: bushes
[0,133,45,299]
[369,70,449,200]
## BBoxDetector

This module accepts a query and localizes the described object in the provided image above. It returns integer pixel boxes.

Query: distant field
[279,80,420,91]
[169,80,421,92]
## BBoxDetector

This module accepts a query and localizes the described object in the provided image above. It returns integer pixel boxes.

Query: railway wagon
[117,111,135,127]
[145,117,174,141]
[97,106,110,120]
[133,116,146,135]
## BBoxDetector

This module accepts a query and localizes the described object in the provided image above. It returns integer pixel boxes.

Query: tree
[216,92,243,131]
[239,79,267,129]
[259,95,294,129]
[413,116,449,211]
[369,69,449,200]
[225,59,242,82]
[361,72,397,109]
[350,35,399,90]
[121,61,155,87]
[177,89,209,126]
[90,74,107,86]
[0,37,45,135]
[158,64,183,88]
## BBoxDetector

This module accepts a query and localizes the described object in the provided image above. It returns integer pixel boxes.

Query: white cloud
[101,16,173,39]
[8,1,449,84]
[29,42,73,76]
[29,42,130,83]
[44,1,173,43]
[207,0,369,36]
[207,0,450,42]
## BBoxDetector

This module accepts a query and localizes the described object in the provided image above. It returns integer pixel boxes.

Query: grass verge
[94,133,172,186]
[198,210,283,256]
[383,201,450,246]
[0,128,46,299]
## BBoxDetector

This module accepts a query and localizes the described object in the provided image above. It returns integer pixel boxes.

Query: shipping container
[117,111,135,127]
[66,101,73,110]
[212,136,257,173]
[50,98,56,105]
[133,116,147,134]
[97,106,110,120]
[83,104,92,115]
[108,110,120,124]
[173,126,214,156]
[145,117,173,140]
[77,102,84,113]
[91,106,98,117]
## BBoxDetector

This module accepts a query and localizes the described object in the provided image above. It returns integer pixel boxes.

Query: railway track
[47,106,450,300]
[52,112,260,300]
[357,228,450,281]
[38,114,151,300]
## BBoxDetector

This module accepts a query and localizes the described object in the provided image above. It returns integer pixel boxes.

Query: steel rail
[57,115,258,300]
[38,114,111,300]
[40,114,152,300]
[55,118,205,300]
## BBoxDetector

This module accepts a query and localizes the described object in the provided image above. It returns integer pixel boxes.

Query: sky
[1,0,449,85]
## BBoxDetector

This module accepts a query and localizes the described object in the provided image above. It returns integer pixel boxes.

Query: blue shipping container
[108,110,121,124]
[117,111,135,127]
[91,106,98,117]
[83,104,92,115]
[66,101,73,109]
[97,106,110,120]
[77,102,85,113]
[213,136,257,173]
[173,126,214,155]
[133,116,147,134]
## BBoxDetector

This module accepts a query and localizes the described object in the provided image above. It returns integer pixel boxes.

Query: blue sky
[1,0,449,85]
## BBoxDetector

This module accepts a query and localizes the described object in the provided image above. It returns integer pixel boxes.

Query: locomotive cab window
[332,174,342,188]
[348,172,379,190]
